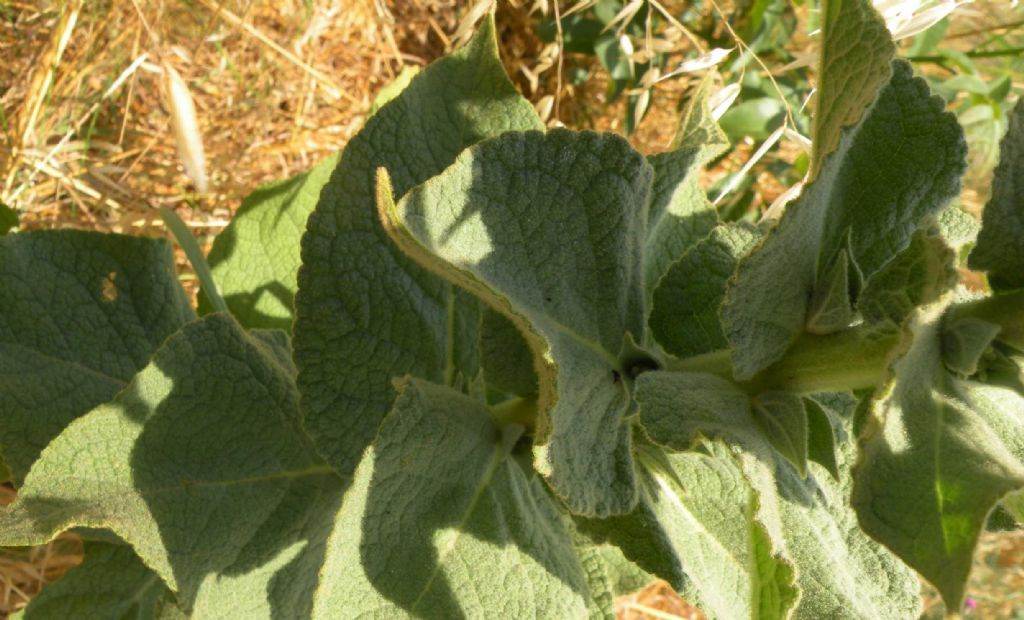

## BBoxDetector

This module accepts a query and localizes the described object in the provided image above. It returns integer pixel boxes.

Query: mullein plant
[0,1,1021,618]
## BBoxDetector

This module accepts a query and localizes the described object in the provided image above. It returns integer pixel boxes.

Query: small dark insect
[612,370,621,384]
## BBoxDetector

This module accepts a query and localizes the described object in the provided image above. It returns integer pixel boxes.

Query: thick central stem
[666,291,1022,395]
[743,329,897,394]
[666,327,898,395]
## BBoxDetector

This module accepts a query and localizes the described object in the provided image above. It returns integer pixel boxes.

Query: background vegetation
[1,0,1022,617]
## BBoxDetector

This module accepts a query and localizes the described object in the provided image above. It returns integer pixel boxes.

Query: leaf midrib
[409,438,508,613]
[649,469,751,610]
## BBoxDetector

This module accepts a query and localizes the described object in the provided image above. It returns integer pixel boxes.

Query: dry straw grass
[0,0,1023,617]
[0,484,81,617]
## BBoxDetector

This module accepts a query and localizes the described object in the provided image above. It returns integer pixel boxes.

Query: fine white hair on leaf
[163,63,208,193]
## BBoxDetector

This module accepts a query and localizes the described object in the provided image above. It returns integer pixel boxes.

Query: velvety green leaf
[0,230,195,482]
[203,154,338,329]
[810,0,894,177]
[859,227,958,334]
[644,78,729,298]
[639,375,920,618]
[806,249,854,335]
[293,16,543,480]
[942,317,1002,376]
[722,61,966,379]
[650,223,760,358]
[969,99,1024,290]
[738,391,923,620]
[854,301,1024,611]
[479,308,537,397]
[0,314,344,617]
[636,371,762,452]
[311,377,591,618]
[749,449,922,620]
[752,391,808,477]
[20,542,184,620]
[632,446,799,620]
[804,398,839,479]
[379,129,651,516]
[572,465,688,593]
[0,202,17,235]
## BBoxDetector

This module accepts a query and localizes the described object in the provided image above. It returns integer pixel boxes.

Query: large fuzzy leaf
[583,543,656,598]
[378,129,651,516]
[0,315,344,616]
[636,446,798,620]
[18,542,184,620]
[479,308,538,397]
[751,453,922,619]
[810,0,895,178]
[636,371,762,452]
[636,374,921,619]
[854,300,1024,611]
[751,391,809,478]
[292,16,543,480]
[722,61,966,379]
[650,222,761,358]
[575,439,797,619]
[0,230,194,482]
[858,226,958,334]
[312,378,591,618]
[969,98,1024,290]
[572,544,617,620]
[202,154,338,330]
[644,78,728,299]
[0,314,598,618]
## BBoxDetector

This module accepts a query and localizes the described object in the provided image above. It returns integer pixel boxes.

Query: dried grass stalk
[163,63,208,193]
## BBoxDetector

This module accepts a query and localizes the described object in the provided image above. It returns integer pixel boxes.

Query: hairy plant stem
[493,294,1021,430]
[742,329,897,394]
[667,327,898,395]
[667,292,1023,395]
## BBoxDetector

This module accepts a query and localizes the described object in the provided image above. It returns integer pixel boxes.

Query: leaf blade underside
[854,301,1024,611]
[0,230,195,483]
